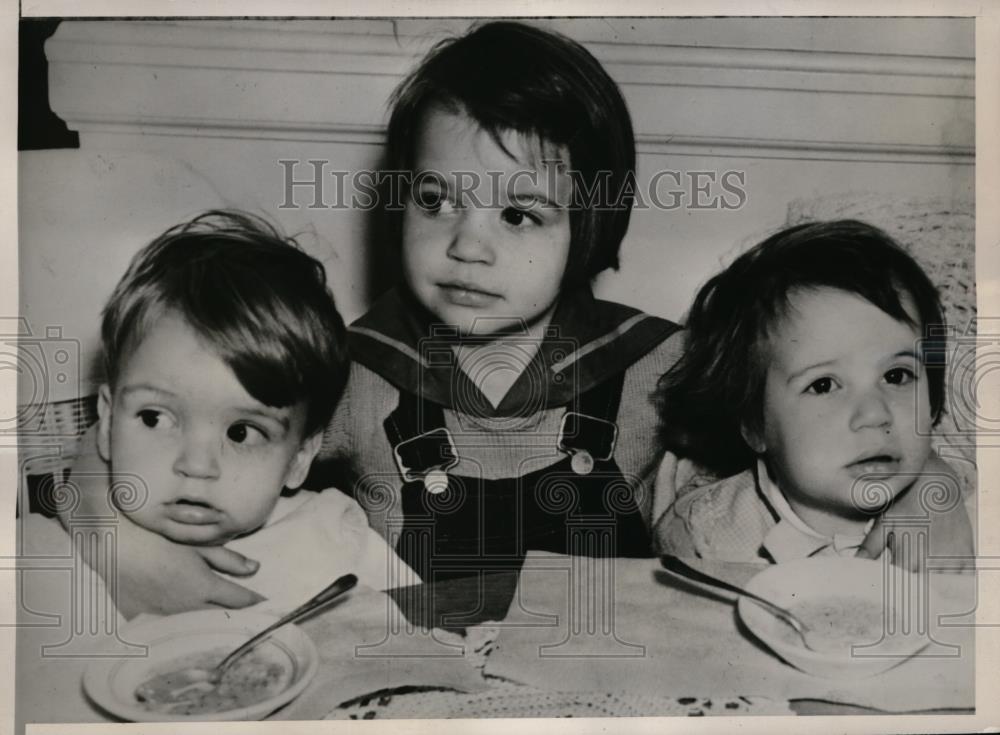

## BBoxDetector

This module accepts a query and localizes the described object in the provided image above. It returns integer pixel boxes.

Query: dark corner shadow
[302,153,401,493]
[87,348,105,394]
[359,150,404,305]
[386,571,519,633]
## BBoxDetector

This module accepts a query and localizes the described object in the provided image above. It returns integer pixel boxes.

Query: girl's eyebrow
[412,170,447,186]
[508,164,572,208]
[120,384,176,399]
[236,407,291,431]
[509,191,562,209]
[786,360,836,385]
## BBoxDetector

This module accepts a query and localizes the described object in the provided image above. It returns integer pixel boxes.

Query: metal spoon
[659,555,824,652]
[135,573,358,704]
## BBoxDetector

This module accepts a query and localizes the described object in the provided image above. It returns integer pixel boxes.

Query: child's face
[97,311,319,545]
[401,106,573,338]
[752,287,933,520]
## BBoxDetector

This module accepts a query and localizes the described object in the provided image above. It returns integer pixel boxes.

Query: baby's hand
[112,529,265,618]
[60,426,265,618]
[856,453,974,572]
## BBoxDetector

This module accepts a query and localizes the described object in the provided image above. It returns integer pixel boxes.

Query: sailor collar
[349,286,679,415]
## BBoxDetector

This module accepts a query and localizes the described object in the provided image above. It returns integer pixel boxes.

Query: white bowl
[83,609,318,721]
[738,557,935,679]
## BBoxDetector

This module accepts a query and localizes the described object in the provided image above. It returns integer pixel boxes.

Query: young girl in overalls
[312,21,683,584]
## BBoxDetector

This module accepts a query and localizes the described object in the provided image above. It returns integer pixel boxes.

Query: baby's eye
[500,206,541,228]
[137,409,174,430]
[226,422,268,446]
[884,366,917,386]
[805,377,837,395]
[412,187,455,216]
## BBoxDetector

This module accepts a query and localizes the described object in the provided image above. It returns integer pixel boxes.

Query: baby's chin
[422,311,509,337]
[439,314,539,341]
[847,475,917,515]
[133,515,237,546]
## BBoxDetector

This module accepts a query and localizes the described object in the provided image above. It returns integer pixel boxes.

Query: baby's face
[754,287,933,523]
[401,106,573,339]
[97,311,317,545]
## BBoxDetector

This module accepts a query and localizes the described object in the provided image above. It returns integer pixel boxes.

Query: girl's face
[401,106,572,338]
[749,287,934,525]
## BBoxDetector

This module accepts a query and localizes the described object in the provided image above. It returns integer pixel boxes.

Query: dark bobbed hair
[657,219,947,477]
[101,210,348,438]
[385,20,636,286]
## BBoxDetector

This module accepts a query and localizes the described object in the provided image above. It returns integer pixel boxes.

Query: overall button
[570,450,594,476]
[423,469,449,495]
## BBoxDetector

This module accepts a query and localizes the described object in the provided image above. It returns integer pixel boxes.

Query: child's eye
[805,377,837,395]
[500,206,541,228]
[226,422,269,446]
[136,409,174,430]
[412,187,455,216]
[884,366,917,386]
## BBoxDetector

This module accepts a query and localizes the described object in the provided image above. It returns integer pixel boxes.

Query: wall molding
[48,20,975,163]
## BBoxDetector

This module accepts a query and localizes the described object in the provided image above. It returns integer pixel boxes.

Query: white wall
[25,17,974,397]
[18,150,226,403]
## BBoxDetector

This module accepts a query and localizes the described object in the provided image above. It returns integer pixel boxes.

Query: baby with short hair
[26,211,414,619]
[19,210,421,730]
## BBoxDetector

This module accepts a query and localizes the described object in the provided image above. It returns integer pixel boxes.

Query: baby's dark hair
[101,210,348,437]
[386,20,636,286]
[657,219,947,476]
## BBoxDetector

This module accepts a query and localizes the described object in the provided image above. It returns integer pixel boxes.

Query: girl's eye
[412,187,455,216]
[885,367,917,386]
[500,206,540,228]
[226,422,268,446]
[805,377,836,395]
[137,409,173,429]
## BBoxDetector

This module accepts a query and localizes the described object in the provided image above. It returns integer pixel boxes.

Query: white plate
[738,557,935,679]
[83,609,318,721]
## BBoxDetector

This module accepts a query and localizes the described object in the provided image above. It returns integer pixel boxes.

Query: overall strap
[385,369,627,477]
[577,370,626,423]
[384,390,445,446]
[384,392,451,480]
[558,371,627,470]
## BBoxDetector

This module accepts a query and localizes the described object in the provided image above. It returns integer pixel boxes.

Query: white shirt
[227,489,420,611]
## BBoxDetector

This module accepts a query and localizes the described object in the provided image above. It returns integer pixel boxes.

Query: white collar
[757,459,875,563]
